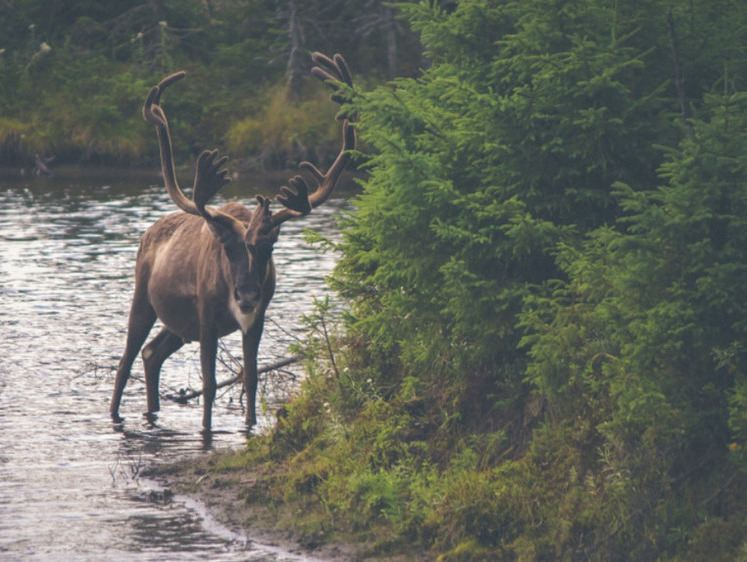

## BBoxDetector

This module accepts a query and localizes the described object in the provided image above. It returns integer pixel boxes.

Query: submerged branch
[164,354,304,404]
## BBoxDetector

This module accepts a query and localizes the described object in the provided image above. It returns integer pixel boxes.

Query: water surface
[0,170,348,560]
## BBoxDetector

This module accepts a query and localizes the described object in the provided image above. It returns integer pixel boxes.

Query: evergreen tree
[277,0,747,557]
[335,0,691,419]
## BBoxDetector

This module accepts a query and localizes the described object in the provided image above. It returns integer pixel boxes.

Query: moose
[110,53,355,431]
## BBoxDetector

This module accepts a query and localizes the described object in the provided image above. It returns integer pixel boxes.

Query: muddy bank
[143,450,379,562]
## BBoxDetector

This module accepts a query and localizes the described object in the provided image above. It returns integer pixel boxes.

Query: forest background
[4,1,747,560]
[0,0,422,169]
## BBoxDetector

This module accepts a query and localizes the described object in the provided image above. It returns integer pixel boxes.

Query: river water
[0,170,348,560]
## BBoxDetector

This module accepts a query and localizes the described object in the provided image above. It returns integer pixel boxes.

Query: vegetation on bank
[0,0,421,169]
[206,1,747,560]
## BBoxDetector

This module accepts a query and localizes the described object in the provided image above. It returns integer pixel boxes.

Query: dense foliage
[233,0,747,560]
[0,0,422,168]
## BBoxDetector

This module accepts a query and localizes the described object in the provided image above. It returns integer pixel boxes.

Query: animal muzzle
[234,287,260,314]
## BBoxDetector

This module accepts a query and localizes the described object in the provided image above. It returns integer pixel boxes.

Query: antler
[143,72,242,234]
[310,52,354,104]
[269,52,356,227]
[192,150,231,212]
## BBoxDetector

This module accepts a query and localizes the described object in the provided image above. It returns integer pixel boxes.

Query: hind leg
[142,328,184,414]
[111,288,157,421]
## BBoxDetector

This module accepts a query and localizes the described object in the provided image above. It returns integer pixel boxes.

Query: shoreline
[143,450,373,562]
[0,164,363,205]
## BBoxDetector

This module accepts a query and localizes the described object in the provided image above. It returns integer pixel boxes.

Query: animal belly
[151,294,200,342]
[147,238,201,341]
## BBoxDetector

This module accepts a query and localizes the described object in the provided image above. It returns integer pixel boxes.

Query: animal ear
[206,213,245,247]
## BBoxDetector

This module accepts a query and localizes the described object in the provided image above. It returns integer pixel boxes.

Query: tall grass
[226,82,340,168]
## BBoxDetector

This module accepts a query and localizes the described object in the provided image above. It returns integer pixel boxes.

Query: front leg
[242,314,265,428]
[199,330,219,432]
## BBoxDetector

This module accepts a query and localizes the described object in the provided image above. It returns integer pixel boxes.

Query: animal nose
[234,287,259,312]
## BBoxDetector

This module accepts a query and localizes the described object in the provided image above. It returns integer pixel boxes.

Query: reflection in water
[0,172,349,560]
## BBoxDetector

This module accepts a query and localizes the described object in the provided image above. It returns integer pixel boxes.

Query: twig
[268,316,304,342]
[318,311,340,379]
[164,354,304,403]
[701,470,738,507]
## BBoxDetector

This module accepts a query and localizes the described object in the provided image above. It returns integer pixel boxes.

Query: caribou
[110,53,355,431]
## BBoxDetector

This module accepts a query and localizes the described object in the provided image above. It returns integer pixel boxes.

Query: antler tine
[277,176,311,214]
[270,118,355,228]
[154,71,186,102]
[332,54,353,87]
[311,52,353,111]
[143,71,185,126]
[302,119,355,208]
[192,149,232,216]
[268,176,311,227]
[310,52,353,88]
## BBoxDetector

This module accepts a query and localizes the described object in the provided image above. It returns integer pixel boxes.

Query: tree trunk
[384,8,398,79]
[285,0,305,103]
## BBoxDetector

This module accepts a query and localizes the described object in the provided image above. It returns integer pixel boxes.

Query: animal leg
[242,314,265,428]
[111,289,156,421]
[199,332,218,431]
[142,329,184,414]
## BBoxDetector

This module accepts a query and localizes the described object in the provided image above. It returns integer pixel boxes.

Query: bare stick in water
[164,354,304,404]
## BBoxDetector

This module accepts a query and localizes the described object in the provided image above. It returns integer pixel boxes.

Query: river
[0,169,349,560]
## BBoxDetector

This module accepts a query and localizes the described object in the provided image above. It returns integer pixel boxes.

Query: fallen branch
[164,354,304,404]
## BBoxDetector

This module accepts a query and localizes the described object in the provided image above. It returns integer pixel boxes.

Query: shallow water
[0,171,348,560]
